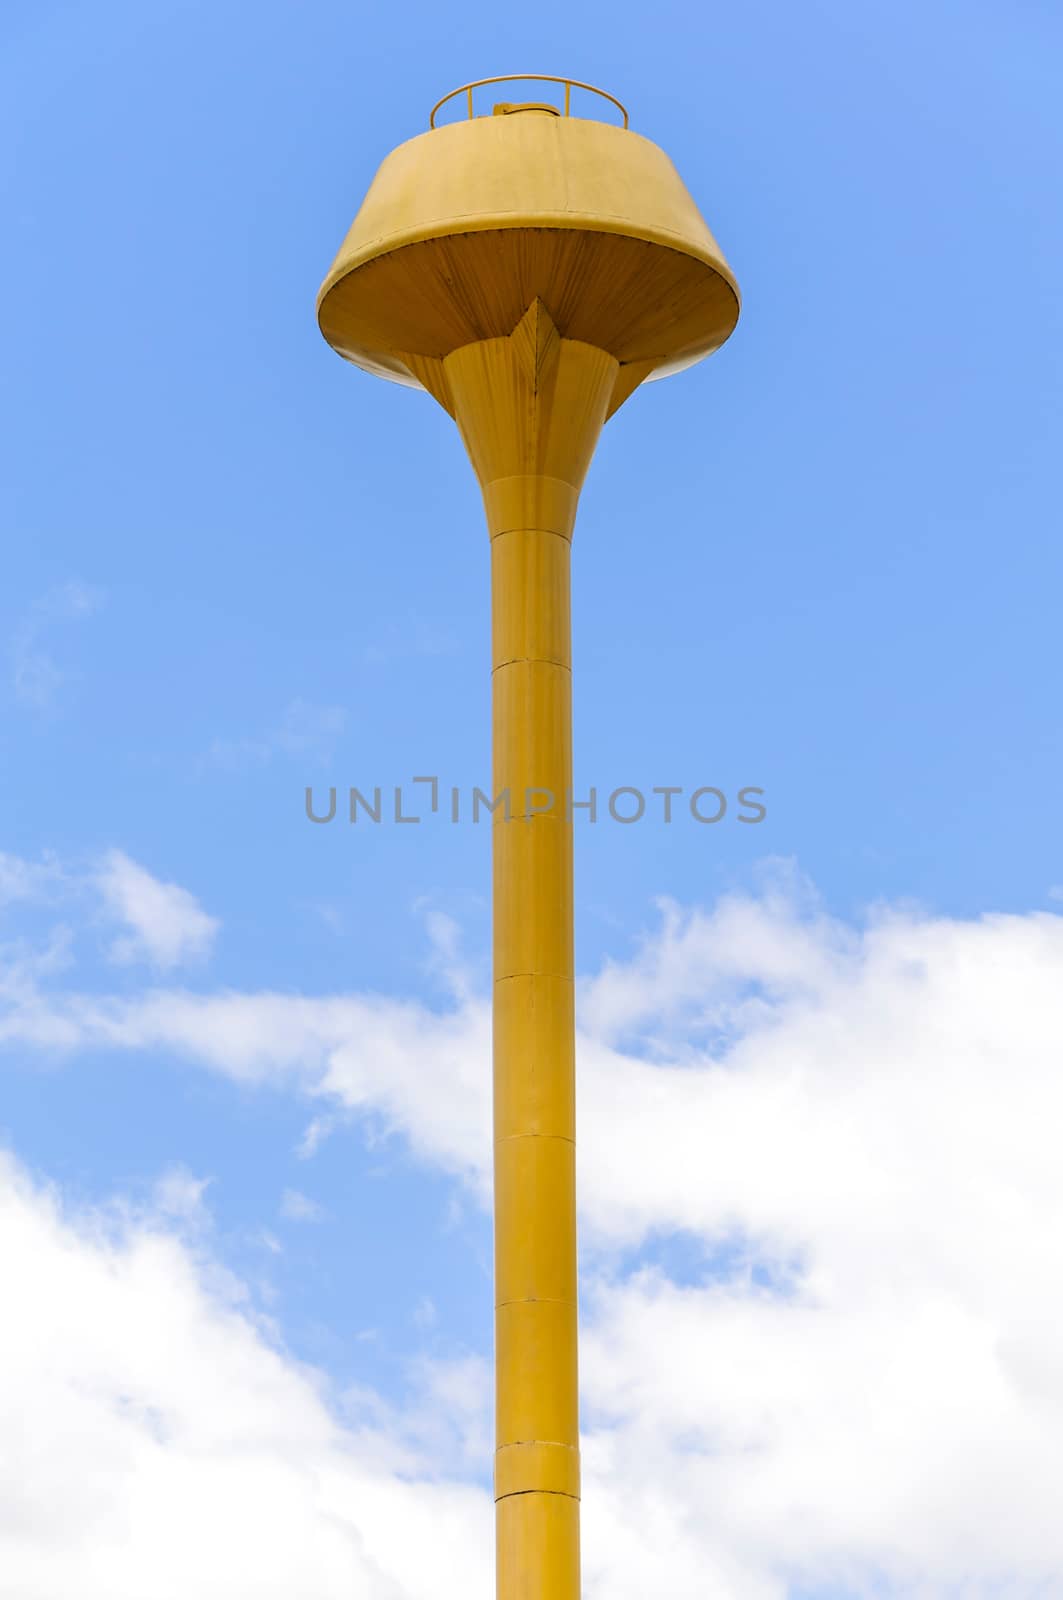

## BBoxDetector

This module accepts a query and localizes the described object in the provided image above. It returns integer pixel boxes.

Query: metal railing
[429,75,629,130]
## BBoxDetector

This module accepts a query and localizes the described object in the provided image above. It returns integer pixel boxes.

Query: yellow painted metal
[316,109,738,388]
[429,73,629,129]
[316,84,740,1600]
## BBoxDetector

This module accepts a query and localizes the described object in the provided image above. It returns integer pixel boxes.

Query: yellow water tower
[317,75,740,1600]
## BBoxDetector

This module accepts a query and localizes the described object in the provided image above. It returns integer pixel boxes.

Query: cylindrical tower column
[492,513,579,1598]
[444,304,619,1599]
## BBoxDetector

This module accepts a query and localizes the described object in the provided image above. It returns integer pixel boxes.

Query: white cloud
[297,1113,340,1159]
[279,1187,326,1223]
[9,580,103,711]
[0,982,492,1183]
[0,851,66,909]
[0,1149,490,1600]
[412,1295,437,1330]
[208,698,347,770]
[153,1164,213,1224]
[3,873,1063,1590]
[0,848,217,974]
[418,906,481,1004]
[95,850,219,970]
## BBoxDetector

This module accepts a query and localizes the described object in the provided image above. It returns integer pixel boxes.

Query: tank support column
[443,301,618,1600]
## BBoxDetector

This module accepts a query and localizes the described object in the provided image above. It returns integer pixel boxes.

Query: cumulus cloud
[1,848,218,974]
[0,982,491,1181]
[95,849,219,969]
[3,872,1063,1592]
[0,1150,490,1600]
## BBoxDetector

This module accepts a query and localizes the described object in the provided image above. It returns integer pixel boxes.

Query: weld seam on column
[496,1490,579,1500]
[498,1437,580,1445]
[494,972,573,979]
[492,657,571,672]
[483,475,579,540]
[493,819,572,825]
[491,812,573,824]
[495,1133,574,1146]
[495,1296,575,1309]
[488,525,573,544]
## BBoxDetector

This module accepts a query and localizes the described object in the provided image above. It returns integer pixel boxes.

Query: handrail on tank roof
[429,75,629,130]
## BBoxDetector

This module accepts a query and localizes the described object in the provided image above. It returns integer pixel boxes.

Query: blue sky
[2,2,1063,1596]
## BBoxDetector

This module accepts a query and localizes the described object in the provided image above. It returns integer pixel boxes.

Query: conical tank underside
[318,110,740,394]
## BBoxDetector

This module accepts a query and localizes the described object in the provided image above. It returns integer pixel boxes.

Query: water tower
[317,75,739,1600]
